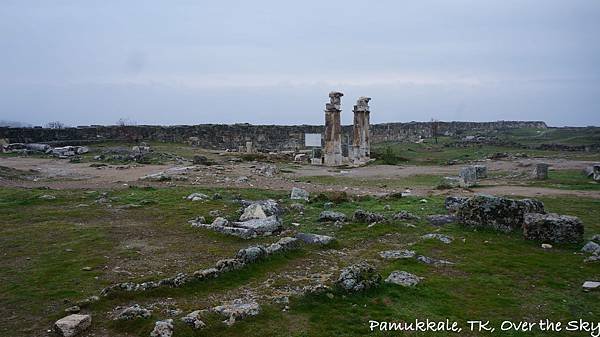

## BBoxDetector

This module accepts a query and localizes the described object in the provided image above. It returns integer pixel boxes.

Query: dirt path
[1,157,599,199]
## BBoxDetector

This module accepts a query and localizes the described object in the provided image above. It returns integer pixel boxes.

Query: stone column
[351,96,371,164]
[323,91,344,166]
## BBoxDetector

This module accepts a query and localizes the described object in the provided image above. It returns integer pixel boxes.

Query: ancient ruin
[323,91,344,166]
[350,96,371,164]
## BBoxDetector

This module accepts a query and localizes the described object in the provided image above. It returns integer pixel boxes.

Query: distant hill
[0,120,32,128]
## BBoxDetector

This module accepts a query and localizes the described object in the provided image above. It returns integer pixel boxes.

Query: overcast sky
[1,0,599,127]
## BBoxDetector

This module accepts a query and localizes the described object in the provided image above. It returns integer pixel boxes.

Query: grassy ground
[1,186,599,337]
[295,174,443,190]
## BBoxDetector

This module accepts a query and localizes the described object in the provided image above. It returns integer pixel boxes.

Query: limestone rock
[240,199,282,217]
[266,237,299,254]
[235,245,267,264]
[336,261,381,292]
[459,166,477,187]
[54,314,91,337]
[444,196,469,213]
[392,211,420,221]
[533,163,549,180]
[213,299,261,325]
[594,165,600,182]
[421,233,453,244]
[150,319,173,337]
[456,195,545,232]
[416,255,455,266]
[296,233,334,245]
[353,209,385,224]
[186,193,209,201]
[319,211,347,222]
[474,165,488,178]
[239,203,267,221]
[438,176,461,188]
[215,259,245,273]
[193,155,209,165]
[426,214,457,226]
[232,216,282,234]
[581,241,600,255]
[378,250,415,260]
[115,304,151,320]
[290,187,309,201]
[523,213,583,243]
[385,271,422,287]
[181,310,206,329]
[289,203,305,212]
[582,281,600,292]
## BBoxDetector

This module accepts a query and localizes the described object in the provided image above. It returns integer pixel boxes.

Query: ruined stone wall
[0,121,547,151]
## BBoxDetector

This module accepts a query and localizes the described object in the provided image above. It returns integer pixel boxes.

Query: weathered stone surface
[181,311,206,329]
[416,255,455,266]
[254,164,279,177]
[456,195,545,232]
[426,214,457,226]
[296,233,334,245]
[193,268,220,280]
[459,166,477,187]
[533,163,549,180]
[319,211,347,222]
[213,299,261,326]
[192,155,209,165]
[336,261,381,292]
[392,211,420,221]
[350,96,371,165]
[353,209,385,224]
[438,176,461,189]
[474,165,488,178]
[323,92,344,166]
[115,304,151,320]
[289,203,305,212]
[290,187,309,201]
[150,319,173,337]
[523,213,583,243]
[266,237,299,254]
[54,314,91,337]
[444,196,469,213]
[215,259,245,273]
[594,165,600,182]
[186,192,209,201]
[385,271,422,287]
[235,245,267,264]
[421,233,453,244]
[232,216,282,234]
[582,281,600,291]
[581,241,600,255]
[240,199,282,217]
[379,250,415,260]
[239,203,267,221]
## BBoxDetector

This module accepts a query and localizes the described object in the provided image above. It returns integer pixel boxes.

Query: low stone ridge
[523,213,584,243]
[54,314,92,337]
[150,319,174,337]
[290,187,310,201]
[456,195,545,232]
[444,196,469,213]
[296,232,334,245]
[319,211,347,222]
[100,237,298,296]
[421,233,453,244]
[213,299,261,326]
[385,271,422,287]
[114,304,152,320]
[426,214,457,226]
[181,310,206,329]
[353,209,386,224]
[191,212,282,239]
[379,250,416,260]
[336,261,382,292]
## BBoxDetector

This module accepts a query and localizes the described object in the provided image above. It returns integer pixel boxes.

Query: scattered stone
[213,299,261,326]
[53,314,91,337]
[266,237,299,254]
[181,310,206,329]
[81,267,92,271]
[392,211,420,221]
[426,214,457,226]
[115,304,151,320]
[582,281,600,292]
[456,195,545,232]
[438,176,461,189]
[76,296,99,307]
[353,209,385,224]
[383,204,391,211]
[254,164,279,177]
[421,233,453,244]
[590,234,600,244]
[186,193,209,201]
[215,259,245,273]
[239,203,267,221]
[459,166,477,187]
[323,202,334,209]
[39,194,56,200]
[581,241,600,255]
[240,199,282,217]
[296,233,334,245]
[290,187,309,201]
[474,165,488,179]
[532,163,549,180]
[235,245,267,264]
[64,306,81,314]
[150,319,174,337]
[593,165,600,182]
[232,216,282,234]
[319,211,347,222]
[385,271,422,287]
[336,261,381,292]
[289,203,305,212]
[208,210,223,218]
[416,255,455,266]
[378,250,415,260]
[193,155,209,165]
[523,213,583,243]
[541,243,553,249]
